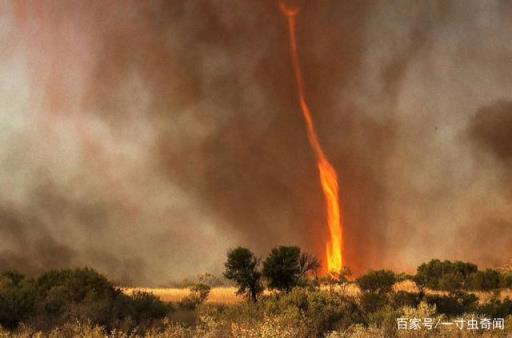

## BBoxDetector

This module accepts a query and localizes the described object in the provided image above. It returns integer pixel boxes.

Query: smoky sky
[1,0,512,285]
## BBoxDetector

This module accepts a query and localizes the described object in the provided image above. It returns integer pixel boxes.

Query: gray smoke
[0,0,511,285]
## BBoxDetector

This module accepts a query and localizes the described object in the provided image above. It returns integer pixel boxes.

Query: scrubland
[2,258,512,337]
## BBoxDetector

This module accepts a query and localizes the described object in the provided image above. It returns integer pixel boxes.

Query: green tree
[224,247,263,302]
[262,246,302,292]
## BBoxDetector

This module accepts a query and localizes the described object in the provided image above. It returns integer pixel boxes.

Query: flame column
[279,0,344,273]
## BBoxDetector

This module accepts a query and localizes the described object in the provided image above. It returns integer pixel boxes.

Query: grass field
[122,286,243,303]
[123,281,512,304]
[122,282,363,303]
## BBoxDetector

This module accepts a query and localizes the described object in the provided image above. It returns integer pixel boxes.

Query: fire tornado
[279,0,344,273]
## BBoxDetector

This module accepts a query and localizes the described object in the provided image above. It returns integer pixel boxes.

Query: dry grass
[470,289,512,304]
[123,281,512,305]
[123,283,363,304]
[319,282,362,297]
[393,279,419,293]
[122,286,243,304]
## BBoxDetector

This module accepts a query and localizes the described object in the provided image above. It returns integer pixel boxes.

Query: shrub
[33,268,118,328]
[437,271,464,291]
[469,269,501,291]
[196,273,225,288]
[359,292,388,313]
[0,272,36,329]
[425,291,478,316]
[356,270,396,294]
[129,291,170,324]
[366,305,402,337]
[178,283,211,310]
[265,288,365,336]
[500,271,512,289]
[415,259,477,290]
[502,272,512,288]
[478,297,512,318]
[391,291,420,308]
[298,253,321,279]
[0,268,171,332]
[190,283,210,303]
[199,301,263,325]
[396,273,415,282]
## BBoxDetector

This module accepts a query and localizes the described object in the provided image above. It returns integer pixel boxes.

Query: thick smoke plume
[0,1,511,285]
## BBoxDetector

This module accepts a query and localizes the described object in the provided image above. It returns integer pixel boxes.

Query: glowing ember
[279,0,344,273]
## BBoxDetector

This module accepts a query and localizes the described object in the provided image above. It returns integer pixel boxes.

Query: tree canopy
[224,247,263,302]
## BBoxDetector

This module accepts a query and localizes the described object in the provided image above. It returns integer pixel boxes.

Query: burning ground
[0,0,512,285]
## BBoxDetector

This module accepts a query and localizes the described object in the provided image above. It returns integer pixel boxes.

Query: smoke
[458,100,512,266]
[470,100,512,166]
[1,0,512,284]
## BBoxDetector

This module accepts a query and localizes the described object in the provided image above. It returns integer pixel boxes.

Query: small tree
[299,252,321,278]
[224,247,262,302]
[262,246,302,292]
[178,283,211,310]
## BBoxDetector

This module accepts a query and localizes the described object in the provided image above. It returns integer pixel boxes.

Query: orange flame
[279,0,343,273]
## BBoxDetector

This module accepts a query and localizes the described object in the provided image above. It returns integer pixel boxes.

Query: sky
[0,0,511,285]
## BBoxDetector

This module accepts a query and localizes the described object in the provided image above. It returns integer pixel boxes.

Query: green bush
[367,305,402,337]
[356,270,396,294]
[359,291,388,313]
[425,291,477,316]
[438,271,465,291]
[0,272,36,329]
[264,288,364,336]
[502,272,512,288]
[415,259,477,290]
[0,268,171,331]
[391,291,420,308]
[129,291,169,322]
[178,283,211,310]
[199,301,263,324]
[33,268,119,328]
[478,297,512,318]
[469,269,501,291]
[190,283,211,303]
[415,260,506,291]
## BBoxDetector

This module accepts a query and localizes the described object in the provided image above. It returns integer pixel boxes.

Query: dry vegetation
[122,286,243,304]
[124,282,512,305]
[2,259,512,337]
[123,282,363,304]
